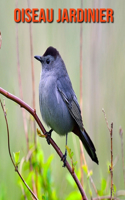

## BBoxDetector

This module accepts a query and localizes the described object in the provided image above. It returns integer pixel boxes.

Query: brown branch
[0,87,88,200]
[119,127,125,188]
[0,99,38,200]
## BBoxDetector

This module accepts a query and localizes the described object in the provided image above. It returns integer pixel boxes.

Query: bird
[34,46,98,166]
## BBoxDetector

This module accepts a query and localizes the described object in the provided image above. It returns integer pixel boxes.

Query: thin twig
[79,0,84,189]
[92,196,118,200]
[102,109,114,199]
[0,87,88,200]
[0,31,2,49]
[110,123,113,199]
[102,108,110,132]
[119,127,125,188]
[79,12,99,196]
[1,99,15,167]
[15,0,29,152]
[0,99,38,200]
[27,0,38,194]
[15,1,37,198]
[80,0,83,112]
[89,176,100,199]
[20,184,28,200]
[27,0,36,148]
[81,144,99,198]
[79,5,98,197]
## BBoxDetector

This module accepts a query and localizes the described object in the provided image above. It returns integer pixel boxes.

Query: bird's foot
[61,152,67,167]
[45,129,53,145]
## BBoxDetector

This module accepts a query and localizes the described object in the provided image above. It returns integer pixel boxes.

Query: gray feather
[57,76,84,131]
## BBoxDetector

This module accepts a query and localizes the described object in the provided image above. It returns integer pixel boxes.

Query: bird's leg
[61,133,68,167]
[45,129,53,145]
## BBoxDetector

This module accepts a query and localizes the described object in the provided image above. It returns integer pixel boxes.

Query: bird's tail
[80,128,98,164]
[73,126,98,164]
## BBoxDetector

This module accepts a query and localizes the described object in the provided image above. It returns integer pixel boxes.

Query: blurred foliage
[66,145,77,172]
[17,142,58,200]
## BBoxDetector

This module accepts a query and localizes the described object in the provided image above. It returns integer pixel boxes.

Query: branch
[27,0,36,148]
[0,87,88,200]
[0,99,38,200]
[15,0,29,152]
[102,109,114,199]
[79,0,84,189]
[110,123,113,199]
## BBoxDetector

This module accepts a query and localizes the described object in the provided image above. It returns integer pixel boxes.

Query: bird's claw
[61,152,67,167]
[45,129,52,145]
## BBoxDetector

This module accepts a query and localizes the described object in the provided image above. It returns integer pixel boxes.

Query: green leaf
[70,152,74,158]
[106,161,111,173]
[65,191,81,200]
[73,161,77,168]
[101,178,106,191]
[66,145,71,157]
[87,170,93,179]
[13,151,20,165]
[82,164,88,174]
[37,128,45,138]
[89,189,92,197]
[98,178,107,196]
[42,195,45,200]
[113,184,116,193]
[66,174,76,187]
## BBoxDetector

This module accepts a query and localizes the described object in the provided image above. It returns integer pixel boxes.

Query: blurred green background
[0,0,125,199]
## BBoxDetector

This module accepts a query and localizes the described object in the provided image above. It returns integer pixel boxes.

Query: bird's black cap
[43,46,59,59]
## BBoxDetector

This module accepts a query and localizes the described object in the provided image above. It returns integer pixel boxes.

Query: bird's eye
[46,58,50,64]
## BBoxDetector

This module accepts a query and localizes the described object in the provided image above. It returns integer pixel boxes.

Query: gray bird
[34,46,98,166]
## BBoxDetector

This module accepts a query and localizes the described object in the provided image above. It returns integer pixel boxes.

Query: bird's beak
[34,55,43,63]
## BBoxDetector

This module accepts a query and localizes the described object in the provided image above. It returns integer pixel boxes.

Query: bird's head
[34,46,62,72]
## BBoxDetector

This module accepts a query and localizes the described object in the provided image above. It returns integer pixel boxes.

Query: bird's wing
[57,76,99,165]
[57,76,84,131]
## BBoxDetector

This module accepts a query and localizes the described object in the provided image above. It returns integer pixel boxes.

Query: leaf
[70,152,74,158]
[42,195,45,200]
[66,145,71,157]
[89,189,92,197]
[66,174,76,187]
[82,164,88,174]
[37,128,45,138]
[87,170,93,178]
[113,184,117,193]
[106,161,111,173]
[101,178,106,191]
[73,161,77,168]
[13,151,20,165]
[65,190,81,200]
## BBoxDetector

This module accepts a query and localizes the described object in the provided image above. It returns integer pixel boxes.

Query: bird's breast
[39,76,74,135]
